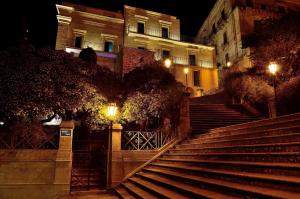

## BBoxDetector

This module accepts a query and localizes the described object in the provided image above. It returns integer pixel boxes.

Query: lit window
[137,22,145,34]
[162,27,169,39]
[193,71,200,86]
[104,41,113,52]
[162,50,170,59]
[212,24,217,34]
[189,54,196,66]
[223,32,228,45]
[75,36,82,48]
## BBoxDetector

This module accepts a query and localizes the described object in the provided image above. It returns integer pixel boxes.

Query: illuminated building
[56,3,219,97]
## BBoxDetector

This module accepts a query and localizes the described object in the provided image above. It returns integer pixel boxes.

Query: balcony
[162,56,213,68]
[127,25,181,41]
[65,47,118,59]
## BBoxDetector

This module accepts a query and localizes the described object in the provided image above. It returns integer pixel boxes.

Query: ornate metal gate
[71,127,108,191]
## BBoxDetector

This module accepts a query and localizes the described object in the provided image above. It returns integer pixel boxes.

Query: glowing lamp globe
[107,103,117,118]
[164,58,172,68]
[226,61,232,67]
[268,62,278,75]
[184,67,189,74]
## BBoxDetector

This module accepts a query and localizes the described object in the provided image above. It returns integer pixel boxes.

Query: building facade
[195,0,300,76]
[56,3,219,97]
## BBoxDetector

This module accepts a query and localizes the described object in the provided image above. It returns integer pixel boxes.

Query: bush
[277,76,300,115]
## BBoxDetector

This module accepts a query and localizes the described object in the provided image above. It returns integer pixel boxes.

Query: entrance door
[71,126,108,191]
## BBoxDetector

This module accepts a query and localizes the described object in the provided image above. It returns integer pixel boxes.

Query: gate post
[111,123,123,187]
[54,120,75,196]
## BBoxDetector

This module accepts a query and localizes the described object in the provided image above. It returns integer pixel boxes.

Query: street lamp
[164,58,172,68]
[106,103,117,189]
[184,67,189,91]
[226,61,232,67]
[268,62,279,117]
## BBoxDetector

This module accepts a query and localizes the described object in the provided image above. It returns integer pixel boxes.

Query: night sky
[2,0,216,49]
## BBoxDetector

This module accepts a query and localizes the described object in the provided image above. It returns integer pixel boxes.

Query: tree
[0,45,113,129]
[79,47,97,64]
[246,12,300,80]
[121,64,184,130]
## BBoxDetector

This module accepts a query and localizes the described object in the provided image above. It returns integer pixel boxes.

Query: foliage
[79,47,97,64]
[223,67,273,104]
[0,45,115,129]
[121,64,184,130]
[246,12,300,80]
[277,76,300,115]
[0,45,183,132]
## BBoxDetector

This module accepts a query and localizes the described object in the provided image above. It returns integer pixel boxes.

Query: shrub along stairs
[113,104,300,198]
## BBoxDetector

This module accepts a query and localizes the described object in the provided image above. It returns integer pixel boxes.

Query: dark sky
[2,0,216,49]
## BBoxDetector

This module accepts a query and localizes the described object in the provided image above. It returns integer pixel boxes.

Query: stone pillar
[54,120,75,196]
[55,15,72,50]
[268,98,277,118]
[178,92,191,139]
[111,123,123,187]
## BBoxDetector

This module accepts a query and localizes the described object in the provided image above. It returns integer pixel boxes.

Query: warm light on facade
[184,67,189,74]
[164,58,172,68]
[268,62,278,75]
[107,103,117,118]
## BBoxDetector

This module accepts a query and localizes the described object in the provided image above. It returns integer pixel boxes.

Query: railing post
[54,120,75,196]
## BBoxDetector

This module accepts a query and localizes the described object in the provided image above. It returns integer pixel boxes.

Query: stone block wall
[122,47,155,74]
[0,150,71,199]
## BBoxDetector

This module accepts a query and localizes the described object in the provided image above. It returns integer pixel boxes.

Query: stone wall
[0,150,71,199]
[122,47,155,74]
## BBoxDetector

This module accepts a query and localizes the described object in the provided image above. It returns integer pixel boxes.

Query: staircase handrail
[112,131,189,188]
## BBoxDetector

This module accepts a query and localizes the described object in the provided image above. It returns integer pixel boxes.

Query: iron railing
[122,128,177,150]
[0,129,59,149]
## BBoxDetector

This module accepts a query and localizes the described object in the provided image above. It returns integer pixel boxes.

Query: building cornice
[56,4,74,15]
[76,11,124,24]
[57,15,72,24]
[128,32,214,50]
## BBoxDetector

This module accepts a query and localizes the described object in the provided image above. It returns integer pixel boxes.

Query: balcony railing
[127,25,180,41]
[122,129,176,150]
[160,56,213,68]
[65,47,118,59]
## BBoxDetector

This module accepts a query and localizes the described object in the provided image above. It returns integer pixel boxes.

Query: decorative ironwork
[71,129,108,191]
[122,129,177,150]
[0,128,59,149]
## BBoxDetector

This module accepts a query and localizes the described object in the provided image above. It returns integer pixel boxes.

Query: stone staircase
[113,105,300,198]
[189,103,257,134]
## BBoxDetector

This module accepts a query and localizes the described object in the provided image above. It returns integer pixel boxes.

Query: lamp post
[268,62,279,117]
[184,67,189,91]
[106,103,117,189]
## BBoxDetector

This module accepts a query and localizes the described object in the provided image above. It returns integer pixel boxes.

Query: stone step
[162,152,300,162]
[136,172,238,199]
[114,186,135,199]
[171,142,300,153]
[128,176,188,199]
[195,119,300,140]
[156,158,300,176]
[208,114,300,135]
[180,132,300,148]
[149,162,300,193]
[121,181,158,199]
[143,166,300,198]
[188,125,300,143]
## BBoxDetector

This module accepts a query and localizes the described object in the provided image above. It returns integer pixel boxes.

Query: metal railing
[127,25,180,41]
[122,128,177,150]
[0,130,59,149]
